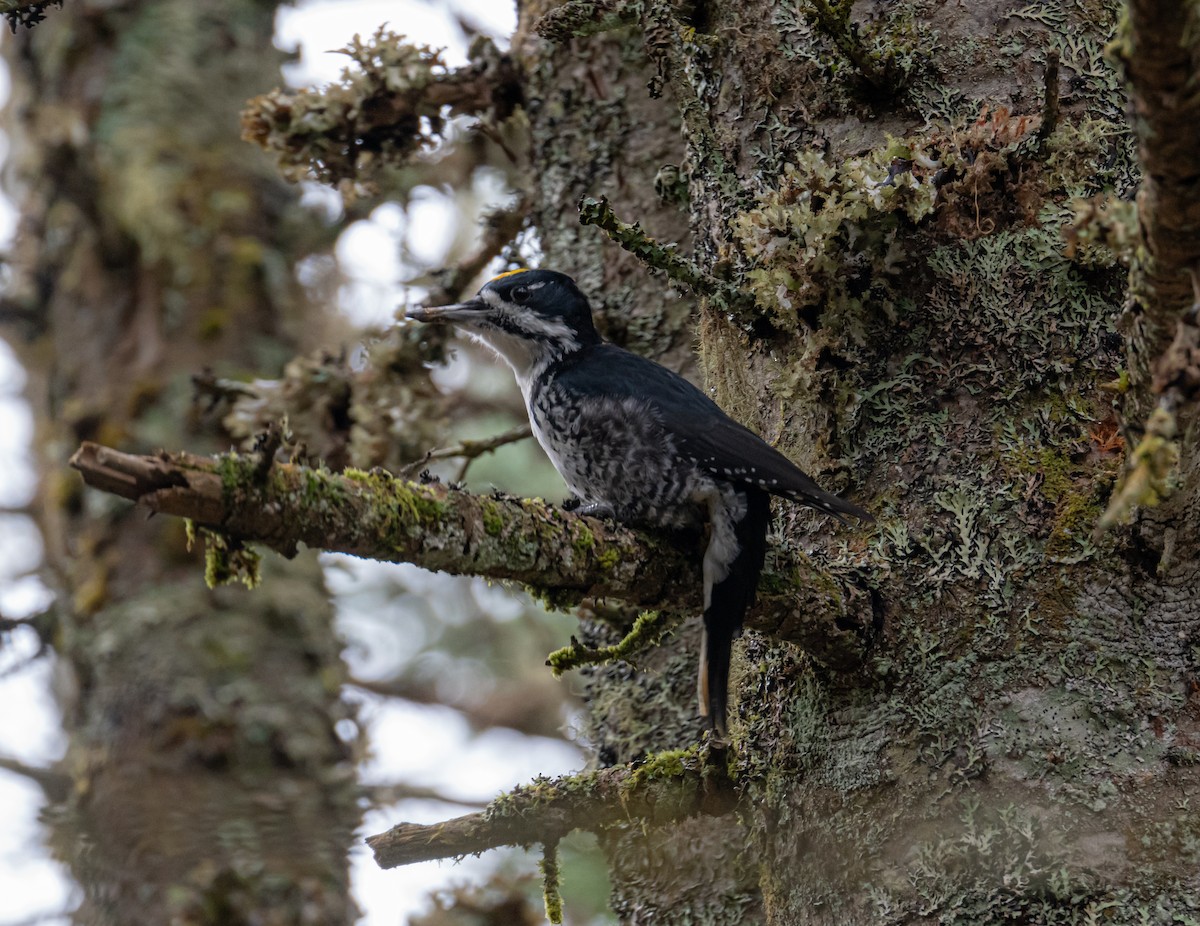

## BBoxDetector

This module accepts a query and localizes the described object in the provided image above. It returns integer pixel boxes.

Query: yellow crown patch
[488,268,532,283]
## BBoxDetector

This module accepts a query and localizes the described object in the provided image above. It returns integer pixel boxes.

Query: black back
[544,343,871,519]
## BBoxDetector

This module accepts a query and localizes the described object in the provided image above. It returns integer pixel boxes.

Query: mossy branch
[540,840,563,925]
[69,442,877,669]
[366,749,736,868]
[546,609,675,676]
[1096,403,1180,533]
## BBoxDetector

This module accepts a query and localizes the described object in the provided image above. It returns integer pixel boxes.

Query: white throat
[463,288,581,398]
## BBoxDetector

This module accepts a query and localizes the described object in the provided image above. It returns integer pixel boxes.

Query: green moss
[571,523,595,554]
[621,745,702,797]
[540,841,563,925]
[216,452,256,500]
[546,610,671,677]
[1036,447,1074,503]
[1045,490,1103,559]
[481,498,505,536]
[483,770,601,825]
[338,466,447,536]
[526,585,583,614]
[597,547,621,571]
[199,528,262,590]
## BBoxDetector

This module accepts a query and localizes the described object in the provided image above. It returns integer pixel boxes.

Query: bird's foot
[576,500,617,520]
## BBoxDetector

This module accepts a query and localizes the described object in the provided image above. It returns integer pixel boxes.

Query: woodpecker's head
[406,269,601,380]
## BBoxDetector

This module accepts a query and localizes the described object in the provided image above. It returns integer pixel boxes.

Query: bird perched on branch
[407,268,871,736]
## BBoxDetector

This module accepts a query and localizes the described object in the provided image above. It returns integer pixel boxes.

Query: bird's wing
[552,345,872,521]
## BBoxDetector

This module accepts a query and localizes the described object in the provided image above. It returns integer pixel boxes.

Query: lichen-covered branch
[534,0,637,41]
[546,610,674,676]
[578,195,744,308]
[1097,402,1180,532]
[241,27,521,189]
[1115,1,1200,348]
[69,442,876,669]
[366,750,737,868]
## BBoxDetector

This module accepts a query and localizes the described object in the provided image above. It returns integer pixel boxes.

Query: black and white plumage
[407,269,872,736]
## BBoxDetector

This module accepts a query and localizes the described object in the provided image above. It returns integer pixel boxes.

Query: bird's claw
[576,501,617,520]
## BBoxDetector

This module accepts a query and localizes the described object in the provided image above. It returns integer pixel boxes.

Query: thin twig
[0,754,70,802]
[401,423,533,479]
[363,781,488,810]
[546,610,677,676]
[535,0,637,41]
[422,195,532,308]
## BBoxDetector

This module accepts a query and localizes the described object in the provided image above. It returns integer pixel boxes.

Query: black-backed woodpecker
[407,269,872,736]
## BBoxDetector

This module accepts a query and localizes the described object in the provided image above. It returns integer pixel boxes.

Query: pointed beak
[405,299,487,324]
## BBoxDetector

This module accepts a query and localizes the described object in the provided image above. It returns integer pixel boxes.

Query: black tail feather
[786,485,874,524]
[699,486,771,736]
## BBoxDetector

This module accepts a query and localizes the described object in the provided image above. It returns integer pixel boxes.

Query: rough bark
[514,1,1200,923]
[1,3,359,923]
[1116,0,1200,344]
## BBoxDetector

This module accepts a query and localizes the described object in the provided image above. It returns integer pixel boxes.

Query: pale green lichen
[730,144,943,331]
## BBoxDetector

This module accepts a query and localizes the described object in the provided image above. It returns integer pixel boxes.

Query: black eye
[512,285,530,304]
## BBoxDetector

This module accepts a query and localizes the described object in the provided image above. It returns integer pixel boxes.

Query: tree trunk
[2,3,359,923]
[517,1,1200,922]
